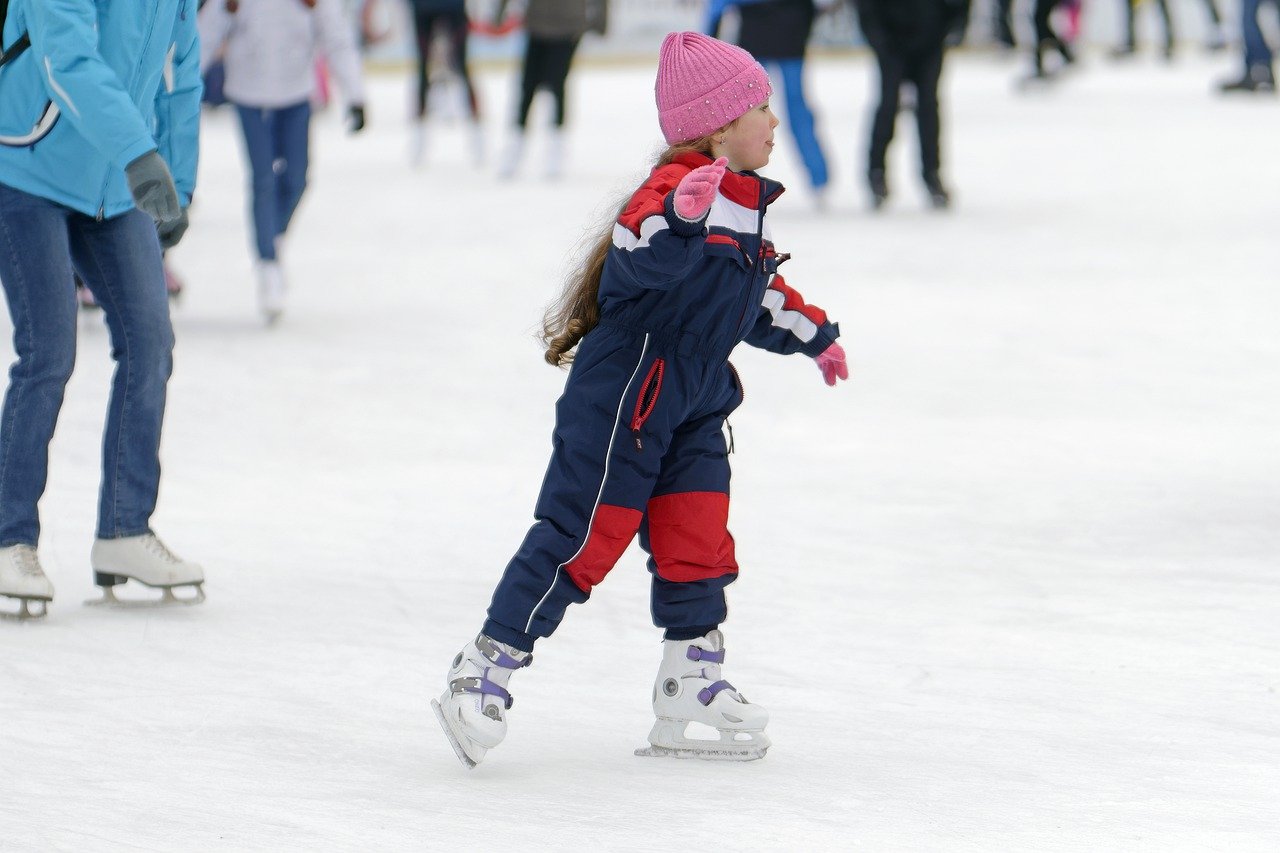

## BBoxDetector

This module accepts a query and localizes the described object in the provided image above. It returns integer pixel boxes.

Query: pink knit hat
[655,32,772,145]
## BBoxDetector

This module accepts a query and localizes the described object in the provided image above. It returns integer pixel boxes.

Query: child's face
[715,101,779,173]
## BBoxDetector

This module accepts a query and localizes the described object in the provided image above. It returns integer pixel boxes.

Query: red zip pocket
[630,358,666,451]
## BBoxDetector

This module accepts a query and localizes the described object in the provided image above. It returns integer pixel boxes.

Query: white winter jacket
[198,0,366,110]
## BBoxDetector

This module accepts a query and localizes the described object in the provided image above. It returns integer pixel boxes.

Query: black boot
[1219,65,1276,93]
[868,169,888,210]
[923,172,951,210]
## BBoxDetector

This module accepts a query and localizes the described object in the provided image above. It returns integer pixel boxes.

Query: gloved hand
[158,207,189,249]
[124,151,181,225]
[348,104,366,134]
[673,156,728,221]
[814,342,849,386]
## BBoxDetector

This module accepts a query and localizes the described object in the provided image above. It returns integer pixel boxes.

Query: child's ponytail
[542,226,610,367]
[541,138,718,368]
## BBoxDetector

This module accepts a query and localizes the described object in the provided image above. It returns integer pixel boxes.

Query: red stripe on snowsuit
[646,492,738,583]
[617,169,682,237]
[562,503,644,592]
[769,275,827,327]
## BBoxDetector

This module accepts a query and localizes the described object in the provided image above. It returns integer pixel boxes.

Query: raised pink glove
[814,342,848,386]
[673,156,728,221]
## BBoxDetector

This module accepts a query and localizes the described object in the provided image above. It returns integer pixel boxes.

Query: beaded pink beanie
[655,32,772,145]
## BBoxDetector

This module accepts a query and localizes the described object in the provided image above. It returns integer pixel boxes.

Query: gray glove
[124,151,181,224]
[158,207,189,249]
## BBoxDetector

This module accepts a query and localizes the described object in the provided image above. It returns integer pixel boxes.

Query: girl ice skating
[433,31,848,766]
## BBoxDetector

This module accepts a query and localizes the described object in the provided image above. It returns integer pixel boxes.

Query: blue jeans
[236,101,311,261]
[764,58,829,191]
[0,183,173,545]
[1242,0,1276,69]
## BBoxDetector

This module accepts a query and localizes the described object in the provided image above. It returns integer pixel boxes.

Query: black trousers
[868,41,945,176]
[1033,0,1074,72]
[996,0,1016,45]
[413,8,478,120]
[516,36,581,128]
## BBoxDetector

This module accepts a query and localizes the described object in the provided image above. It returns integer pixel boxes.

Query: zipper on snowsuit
[629,357,665,451]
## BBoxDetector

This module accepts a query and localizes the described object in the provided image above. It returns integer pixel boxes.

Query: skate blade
[634,743,768,762]
[431,699,478,769]
[0,596,51,621]
[84,582,205,609]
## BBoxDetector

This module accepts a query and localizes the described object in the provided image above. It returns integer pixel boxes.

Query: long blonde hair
[541,136,718,367]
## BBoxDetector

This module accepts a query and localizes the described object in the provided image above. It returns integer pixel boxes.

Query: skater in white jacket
[198,0,367,324]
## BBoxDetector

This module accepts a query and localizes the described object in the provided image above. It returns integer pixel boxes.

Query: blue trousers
[764,58,829,191]
[1242,0,1276,69]
[236,101,311,261]
[0,183,173,545]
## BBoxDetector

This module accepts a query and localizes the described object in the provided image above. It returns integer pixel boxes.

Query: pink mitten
[673,157,728,221]
[814,342,849,387]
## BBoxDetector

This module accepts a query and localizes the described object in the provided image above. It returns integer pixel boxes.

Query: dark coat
[854,0,969,51]
[736,0,816,61]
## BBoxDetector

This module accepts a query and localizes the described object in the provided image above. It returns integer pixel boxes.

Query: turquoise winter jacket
[0,0,201,218]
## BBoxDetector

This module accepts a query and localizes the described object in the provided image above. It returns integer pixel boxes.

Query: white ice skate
[256,260,286,325]
[635,630,770,761]
[496,133,524,180]
[0,545,54,620]
[85,533,205,607]
[544,129,564,180]
[431,634,531,768]
[408,120,426,167]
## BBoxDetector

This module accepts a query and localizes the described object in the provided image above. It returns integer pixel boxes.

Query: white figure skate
[256,260,286,326]
[432,634,531,768]
[85,533,205,607]
[635,630,770,761]
[0,545,54,620]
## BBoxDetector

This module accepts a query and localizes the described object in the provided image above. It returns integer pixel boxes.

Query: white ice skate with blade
[635,630,770,761]
[85,533,205,607]
[0,545,54,620]
[432,633,531,768]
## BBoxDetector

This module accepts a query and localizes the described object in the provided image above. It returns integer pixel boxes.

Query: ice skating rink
[2,47,1278,850]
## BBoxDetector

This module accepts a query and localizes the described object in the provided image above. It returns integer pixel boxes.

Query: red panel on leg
[563,504,644,592]
[646,492,738,583]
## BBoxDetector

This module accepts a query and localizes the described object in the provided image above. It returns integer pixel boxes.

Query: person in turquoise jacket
[0,0,208,620]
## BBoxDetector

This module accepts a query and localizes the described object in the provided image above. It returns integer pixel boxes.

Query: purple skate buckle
[686,645,725,664]
[450,676,515,709]
[697,680,734,705]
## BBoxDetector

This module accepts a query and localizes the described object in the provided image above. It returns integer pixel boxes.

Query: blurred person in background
[198,0,368,325]
[706,0,833,209]
[1111,0,1225,59]
[0,0,206,618]
[853,0,970,210]
[495,0,607,179]
[406,0,483,166]
[995,0,1016,48]
[1218,0,1278,92]
[1029,0,1074,80]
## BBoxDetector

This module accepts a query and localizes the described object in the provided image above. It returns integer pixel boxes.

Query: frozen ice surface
[2,50,1278,849]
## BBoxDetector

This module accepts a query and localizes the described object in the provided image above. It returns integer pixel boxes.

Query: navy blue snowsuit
[483,151,841,653]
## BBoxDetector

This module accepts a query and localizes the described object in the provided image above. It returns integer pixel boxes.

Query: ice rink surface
[2,47,1278,850]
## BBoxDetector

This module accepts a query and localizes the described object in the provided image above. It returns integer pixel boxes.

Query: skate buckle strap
[476,635,533,670]
[686,645,725,664]
[697,680,734,706]
[450,676,515,709]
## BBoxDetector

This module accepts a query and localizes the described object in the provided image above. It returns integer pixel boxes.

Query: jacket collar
[672,151,786,211]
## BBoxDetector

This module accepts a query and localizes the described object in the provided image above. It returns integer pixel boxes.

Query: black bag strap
[0,0,32,70]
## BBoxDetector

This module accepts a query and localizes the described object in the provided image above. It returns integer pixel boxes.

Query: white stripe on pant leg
[525,334,651,635]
